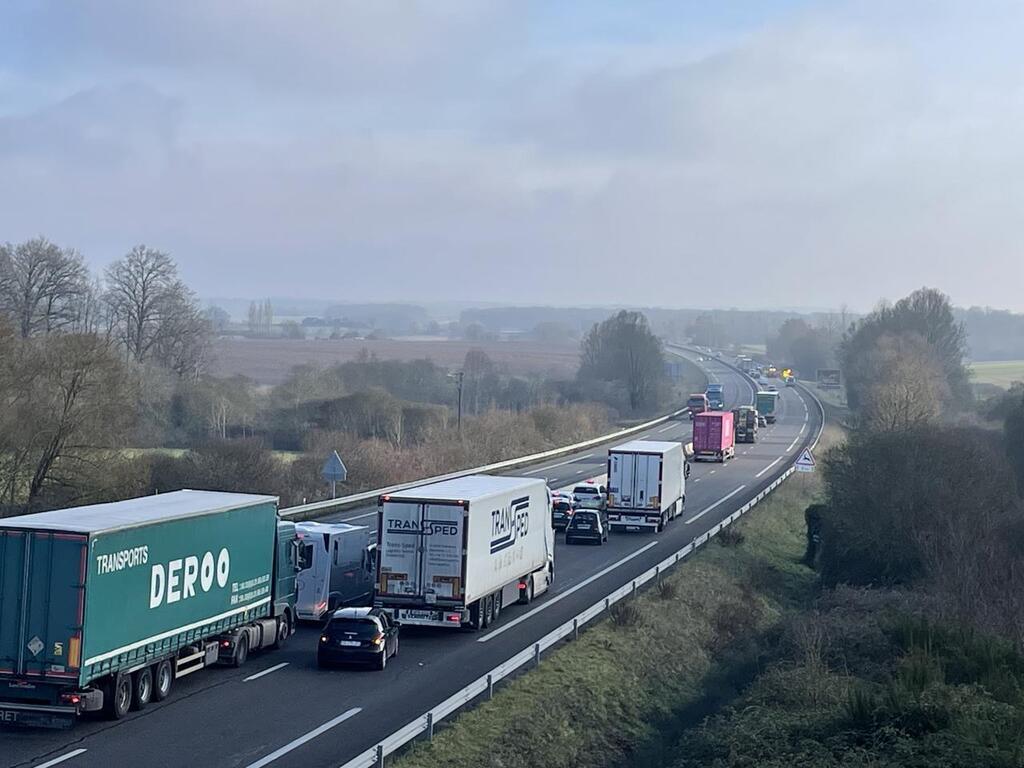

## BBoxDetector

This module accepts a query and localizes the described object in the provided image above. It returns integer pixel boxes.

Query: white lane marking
[685,485,747,525]
[786,436,800,452]
[244,662,289,682]
[576,469,586,474]
[34,751,87,768]
[343,510,376,522]
[693,478,702,483]
[755,457,783,478]
[478,542,660,643]
[658,424,675,433]
[709,469,716,474]
[798,425,806,436]
[244,708,362,768]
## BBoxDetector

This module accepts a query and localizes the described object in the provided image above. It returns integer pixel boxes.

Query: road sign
[321,451,348,498]
[795,448,816,473]
[322,451,348,482]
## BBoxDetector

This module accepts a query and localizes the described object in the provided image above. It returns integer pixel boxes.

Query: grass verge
[392,427,841,768]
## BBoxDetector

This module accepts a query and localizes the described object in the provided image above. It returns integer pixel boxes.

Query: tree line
[809,287,1024,650]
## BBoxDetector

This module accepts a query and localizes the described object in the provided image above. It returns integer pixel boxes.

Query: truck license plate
[400,609,439,621]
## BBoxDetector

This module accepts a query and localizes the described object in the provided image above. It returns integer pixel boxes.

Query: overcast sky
[2,1,1022,312]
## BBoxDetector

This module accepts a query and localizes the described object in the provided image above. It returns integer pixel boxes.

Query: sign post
[321,450,348,498]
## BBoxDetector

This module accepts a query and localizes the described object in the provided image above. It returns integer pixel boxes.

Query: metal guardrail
[280,347,712,521]
[279,406,689,521]
[339,379,827,768]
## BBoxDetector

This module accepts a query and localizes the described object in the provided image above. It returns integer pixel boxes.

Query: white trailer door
[420,504,465,602]
[379,502,425,597]
[640,454,661,509]
[620,453,637,508]
[634,454,653,509]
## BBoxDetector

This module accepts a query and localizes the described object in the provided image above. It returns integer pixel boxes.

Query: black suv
[317,607,399,670]
[565,509,609,545]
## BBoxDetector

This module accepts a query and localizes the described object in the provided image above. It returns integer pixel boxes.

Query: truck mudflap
[0,701,78,729]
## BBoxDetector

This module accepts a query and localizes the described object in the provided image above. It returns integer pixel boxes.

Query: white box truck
[606,440,686,532]
[374,475,554,630]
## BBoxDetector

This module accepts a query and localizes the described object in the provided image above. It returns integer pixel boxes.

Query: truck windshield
[326,619,380,638]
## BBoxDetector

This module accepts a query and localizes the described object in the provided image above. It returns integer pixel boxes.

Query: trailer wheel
[481,595,492,628]
[104,673,132,720]
[492,593,502,623]
[232,633,249,668]
[131,668,153,710]
[153,660,173,702]
[272,612,291,650]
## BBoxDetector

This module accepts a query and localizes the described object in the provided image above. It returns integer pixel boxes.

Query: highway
[4,353,822,768]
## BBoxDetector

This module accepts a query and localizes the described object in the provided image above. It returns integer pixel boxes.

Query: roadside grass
[971,360,1024,389]
[392,429,836,768]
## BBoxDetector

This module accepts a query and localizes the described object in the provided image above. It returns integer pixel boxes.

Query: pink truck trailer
[692,411,736,463]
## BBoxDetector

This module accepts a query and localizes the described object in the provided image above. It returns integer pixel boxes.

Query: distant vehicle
[565,509,609,545]
[0,491,297,727]
[756,390,779,424]
[767,384,778,392]
[693,411,736,463]
[572,482,607,510]
[705,383,725,411]
[317,607,399,670]
[757,377,769,390]
[758,414,768,428]
[375,475,553,630]
[551,495,576,530]
[687,393,710,419]
[766,365,779,378]
[295,522,375,622]
[732,406,759,444]
[784,374,796,387]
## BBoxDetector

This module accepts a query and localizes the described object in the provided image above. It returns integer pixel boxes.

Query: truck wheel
[131,668,153,710]
[481,595,492,628]
[272,612,291,650]
[105,673,132,720]
[491,593,501,623]
[153,660,173,702]
[232,633,249,668]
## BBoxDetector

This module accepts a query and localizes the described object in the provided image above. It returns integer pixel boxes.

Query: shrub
[717,526,745,548]
[610,601,642,628]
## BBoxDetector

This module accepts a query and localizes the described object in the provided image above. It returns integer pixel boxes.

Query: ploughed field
[209,337,581,384]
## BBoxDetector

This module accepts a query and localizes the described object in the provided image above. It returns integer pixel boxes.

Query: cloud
[0,2,1022,311]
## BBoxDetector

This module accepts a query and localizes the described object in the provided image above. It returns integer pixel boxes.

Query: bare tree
[860,332,949,433]
[579,311,665,412]
[104,245,209,375]
[0,237,89,337]
[0,330,137,513]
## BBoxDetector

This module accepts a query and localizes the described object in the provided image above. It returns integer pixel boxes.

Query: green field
[971,360,1024,389]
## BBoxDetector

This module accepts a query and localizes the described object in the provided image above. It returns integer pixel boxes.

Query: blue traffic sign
[321,450,348,483]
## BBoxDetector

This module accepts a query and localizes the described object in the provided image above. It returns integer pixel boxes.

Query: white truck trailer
[374,475,554,630]
[606,440,686,532]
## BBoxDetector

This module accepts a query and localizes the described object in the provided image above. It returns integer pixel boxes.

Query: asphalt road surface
[4,353,822,768]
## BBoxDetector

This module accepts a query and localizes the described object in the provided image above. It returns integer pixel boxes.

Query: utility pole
[451,371,465,435]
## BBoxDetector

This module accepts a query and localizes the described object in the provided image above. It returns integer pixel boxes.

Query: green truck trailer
[756,390,779,424]
[0,490,298,728]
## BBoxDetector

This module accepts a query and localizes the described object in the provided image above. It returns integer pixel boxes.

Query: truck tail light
[446,613,462,624]
[220,639,231,648]
[316,600,328,613]
[518,581,528,590]
[60,693,81,706]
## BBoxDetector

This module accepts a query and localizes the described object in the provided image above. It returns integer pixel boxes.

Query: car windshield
[574,487,598,496]
[571,512,597,526]
[326,618,380,639]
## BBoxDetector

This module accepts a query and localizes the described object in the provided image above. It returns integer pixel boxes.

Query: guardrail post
[604,597,610,611]
[426,712,434,740]
[376,744,384,768]
[534,643,541,668]
[487,673,493,700]
[655,565,660,583]
[632,580,637,597]
[573,617,579,640]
